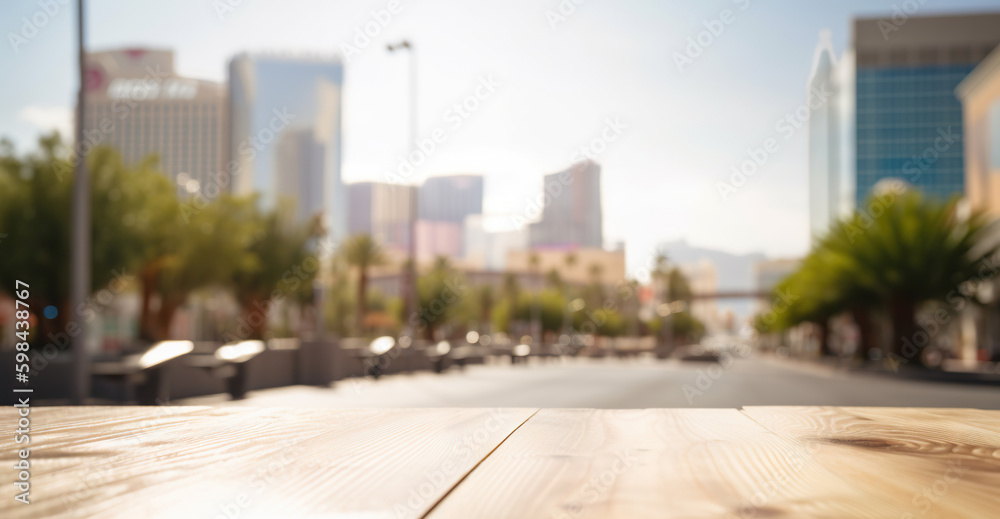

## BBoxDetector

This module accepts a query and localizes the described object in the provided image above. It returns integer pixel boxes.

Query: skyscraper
[529,160,603,249]
[229,53,345,240]
[417,175,484,259]
[346,182,415,252]
[852,13,1000,205]
[79,48,227,198]
[418,175,484,224]
[807,31,855,242]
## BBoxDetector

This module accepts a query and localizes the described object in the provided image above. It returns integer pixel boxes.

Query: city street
[182,355,1000,409]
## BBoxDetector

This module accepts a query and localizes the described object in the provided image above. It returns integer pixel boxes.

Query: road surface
[180,354,1000,409]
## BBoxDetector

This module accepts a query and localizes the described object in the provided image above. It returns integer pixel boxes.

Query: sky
[4,0,1000,279]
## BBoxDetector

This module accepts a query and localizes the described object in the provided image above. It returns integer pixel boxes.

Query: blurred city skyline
[5,0,1000,278]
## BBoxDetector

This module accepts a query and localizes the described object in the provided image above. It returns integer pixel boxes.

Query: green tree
[324,254,356,337]
[769,190,999,365]
[230,207,322,340]
[414,256,464,339]
[145,194,260,340]
[0,136,168,341]
[667,267,694,302]
[341,234,385,335]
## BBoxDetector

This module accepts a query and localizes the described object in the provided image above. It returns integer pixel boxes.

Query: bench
[90,340,194,404]
[184,340,266,399]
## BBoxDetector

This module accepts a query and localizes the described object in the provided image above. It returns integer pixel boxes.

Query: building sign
[106,78,198,100]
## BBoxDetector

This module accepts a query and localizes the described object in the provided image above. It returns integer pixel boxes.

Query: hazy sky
[4,0,1000,278]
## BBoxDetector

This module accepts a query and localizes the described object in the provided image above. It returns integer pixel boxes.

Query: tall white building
[807,31,855,244]
[80,48,227,198]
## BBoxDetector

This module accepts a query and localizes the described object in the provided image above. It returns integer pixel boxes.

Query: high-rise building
[957,44,1000,218]
[417,175,483,259]
[851,13,1000,205]
[463,215,530,271]
[79,48,227,198]
[418,175,484,223]
[346,182,414,252]
[529,160,603,249]
[416,220,463,261]
[807,31,855,242]
[229,53,345,239]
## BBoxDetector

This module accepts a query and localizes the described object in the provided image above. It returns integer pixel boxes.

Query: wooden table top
[2,406,998,518]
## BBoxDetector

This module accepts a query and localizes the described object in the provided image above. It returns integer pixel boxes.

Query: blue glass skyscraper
[228,53,345,241]
[852,14,1000,206]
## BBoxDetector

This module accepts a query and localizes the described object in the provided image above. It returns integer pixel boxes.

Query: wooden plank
[0,407,535,519]
[742,406,1000,519]
[426,408,910,518]
[0,406,211,476]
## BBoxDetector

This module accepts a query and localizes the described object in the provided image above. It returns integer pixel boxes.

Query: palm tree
[585,262,605,306]
[546,268,563,289]
[564,251,578,284]
[771,190,999,365]
[502,271,520,303]
[231,208,322,340]
[342,234,385,335]
[826,191,998,361]
[652,251,669,301]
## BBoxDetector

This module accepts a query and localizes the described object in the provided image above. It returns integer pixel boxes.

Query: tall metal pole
[388,41,418,336]
[71,0,91,404]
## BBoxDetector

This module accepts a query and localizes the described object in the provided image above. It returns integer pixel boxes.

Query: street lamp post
[387,41,418,336]
[71,0,91,404]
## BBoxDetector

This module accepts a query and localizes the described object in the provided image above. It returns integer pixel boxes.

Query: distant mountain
[657,240,768,322]
[659,240,766,291]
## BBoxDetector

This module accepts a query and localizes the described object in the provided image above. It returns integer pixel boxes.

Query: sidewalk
[761,352,1000,386]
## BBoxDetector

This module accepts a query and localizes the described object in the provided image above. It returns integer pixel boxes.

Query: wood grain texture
[0,406,535,519]
[742,406,1000,519]
[426,408,910,519]
[4,406,997,519]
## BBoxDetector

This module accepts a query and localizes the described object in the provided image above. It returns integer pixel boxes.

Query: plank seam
[419,408,540,519]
